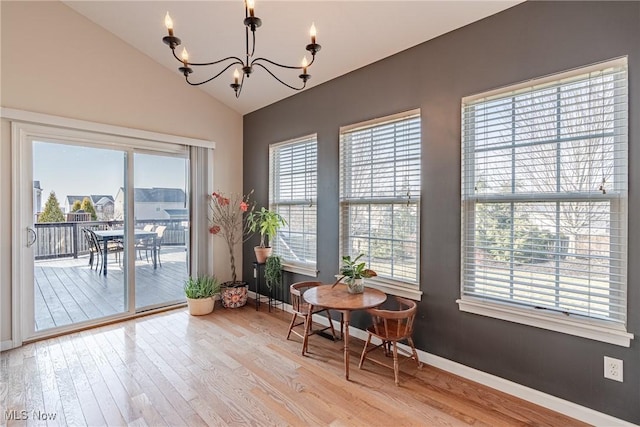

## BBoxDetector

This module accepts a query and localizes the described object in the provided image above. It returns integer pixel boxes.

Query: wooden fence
[34,219,188,260]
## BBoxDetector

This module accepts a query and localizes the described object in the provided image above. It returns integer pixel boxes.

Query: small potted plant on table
[184,275,220,315]
[247,207,286,264]
[339,254,377,294]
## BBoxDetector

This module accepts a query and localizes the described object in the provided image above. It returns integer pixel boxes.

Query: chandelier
[162,0,321,98]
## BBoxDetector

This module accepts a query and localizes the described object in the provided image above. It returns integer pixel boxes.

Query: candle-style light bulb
[181,48,189,66]
[310,23,317,44]
[247,0,255,17]
[233,68,240,85]
[165,12,174,36]
[302,57,308,74]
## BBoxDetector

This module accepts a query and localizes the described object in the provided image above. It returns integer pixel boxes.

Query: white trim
[339,108,421,133]
[365,277,422,301]
[1,340,15,352]
[286,300,633,426]
[417,348,635,427]
[0,108,215,149]
[457,298,633,347]
[463,57,627,103]
[282,262,318,277]
[11,122,27,348]
[269,133,317,149]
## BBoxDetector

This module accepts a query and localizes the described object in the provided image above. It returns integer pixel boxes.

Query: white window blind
[269,135,317,270]
[461,58,628,329]
[340,111,421,286]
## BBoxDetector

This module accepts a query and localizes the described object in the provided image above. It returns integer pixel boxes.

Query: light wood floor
[1,303,588,427]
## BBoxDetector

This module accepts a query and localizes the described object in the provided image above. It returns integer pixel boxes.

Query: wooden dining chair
[286,282,338,355]
[358,296,422,385]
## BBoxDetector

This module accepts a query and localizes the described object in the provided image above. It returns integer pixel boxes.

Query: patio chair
[82,228,101,270]
[154,225,167,266]
[135,224,156,262]
[88,229,123,273]
[358,296,422,385]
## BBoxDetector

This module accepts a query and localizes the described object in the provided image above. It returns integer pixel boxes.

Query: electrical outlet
[604,356,623,382]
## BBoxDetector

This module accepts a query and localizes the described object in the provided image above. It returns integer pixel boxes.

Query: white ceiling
[64,1,521,115]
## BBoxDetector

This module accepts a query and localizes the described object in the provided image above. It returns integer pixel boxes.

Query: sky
[33,141,188,209]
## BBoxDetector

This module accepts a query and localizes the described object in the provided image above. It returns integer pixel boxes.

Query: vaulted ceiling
[64,1,522,115]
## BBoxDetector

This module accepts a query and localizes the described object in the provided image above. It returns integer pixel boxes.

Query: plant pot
[186,296,215,315]
[221,281,249,308]
[254,246,272,264]
[347,278,364,294]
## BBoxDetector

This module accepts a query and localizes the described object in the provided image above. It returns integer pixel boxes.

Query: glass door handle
[26,227,37,248]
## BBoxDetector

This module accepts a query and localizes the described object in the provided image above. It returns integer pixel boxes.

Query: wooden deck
[34,247,188,332]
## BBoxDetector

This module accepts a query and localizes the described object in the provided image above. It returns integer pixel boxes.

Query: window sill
[457,297,633,347]
[334,275,422,301]
[282,263,317,277]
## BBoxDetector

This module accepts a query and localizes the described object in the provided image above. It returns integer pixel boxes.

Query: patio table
[93,229,157,275]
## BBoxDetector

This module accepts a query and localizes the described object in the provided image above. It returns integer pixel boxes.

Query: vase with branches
[208,190,254,284]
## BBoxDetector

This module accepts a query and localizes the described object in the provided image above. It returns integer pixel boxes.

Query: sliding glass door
[15,126,192,341]
[133,152,189,310]
[29,141,129,333]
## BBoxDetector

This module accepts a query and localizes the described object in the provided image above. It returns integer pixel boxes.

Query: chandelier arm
[171,48,245,67]
[250,27,257,58]
[190,56,246,67]
[185,61,244,86]
[251,57,305,70]
[252,63,307,91]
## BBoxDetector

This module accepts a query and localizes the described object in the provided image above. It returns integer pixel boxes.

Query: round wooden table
[303,284,387,380]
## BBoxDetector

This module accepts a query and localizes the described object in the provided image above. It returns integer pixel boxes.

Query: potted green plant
[264,255,283,291]
[184,275,220,315]
[339,254,377,294]
[247,207,287,263]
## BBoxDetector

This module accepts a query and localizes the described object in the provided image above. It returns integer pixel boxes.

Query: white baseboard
[251,292,633,427]
[1,340,15,352]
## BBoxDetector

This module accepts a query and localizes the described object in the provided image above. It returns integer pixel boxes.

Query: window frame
[339,110,423,300]
[457,58,632,347]
[268,134,318,276]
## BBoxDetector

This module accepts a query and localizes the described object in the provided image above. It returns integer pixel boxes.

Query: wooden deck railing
[34,219,188,260]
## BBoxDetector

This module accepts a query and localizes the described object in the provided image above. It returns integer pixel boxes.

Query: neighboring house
[114,187,187,220]
[65,194,115,220]
[93,196,115,220]
[64,195,87,213]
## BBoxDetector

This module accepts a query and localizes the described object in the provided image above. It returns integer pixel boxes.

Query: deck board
[34,247,188,332]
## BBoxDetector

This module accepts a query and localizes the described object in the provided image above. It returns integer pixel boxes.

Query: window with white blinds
[459,58,630,345]
[269,135,317,272]
[340,111,421,288]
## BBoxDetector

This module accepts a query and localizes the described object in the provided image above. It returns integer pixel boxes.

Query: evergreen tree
[38,191,65,223]
[80,197,98,221]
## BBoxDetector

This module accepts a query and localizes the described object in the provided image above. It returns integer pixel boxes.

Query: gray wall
[243,1,640,422]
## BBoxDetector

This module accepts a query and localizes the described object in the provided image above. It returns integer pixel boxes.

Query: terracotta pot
[186,296,215,315]
[221,281,249,308]
[254,246,273,264]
